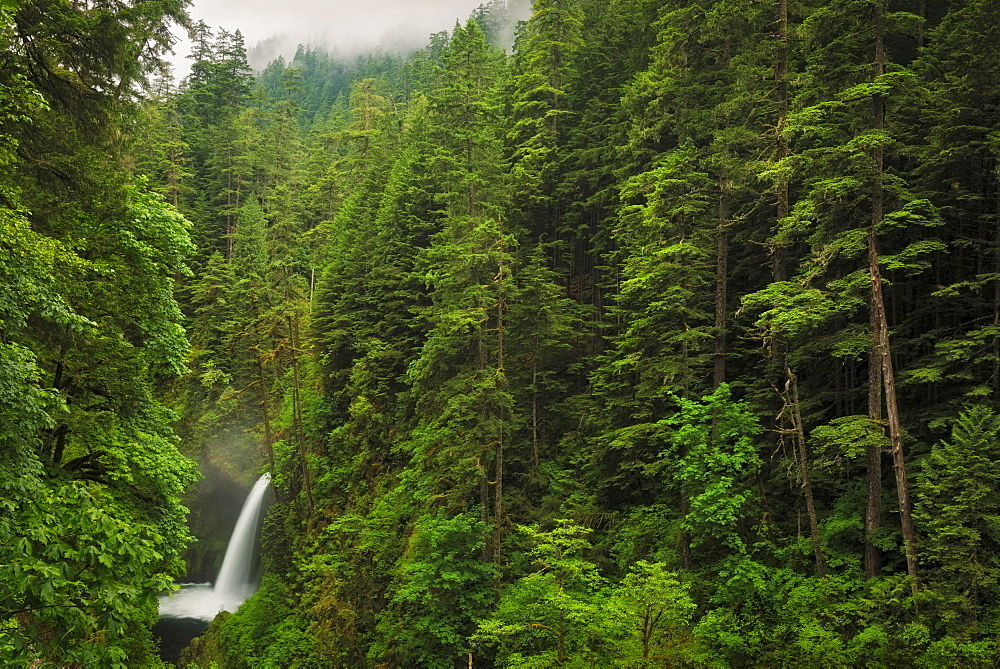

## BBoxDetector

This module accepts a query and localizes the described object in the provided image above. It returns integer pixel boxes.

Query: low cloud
[168,0,528,76]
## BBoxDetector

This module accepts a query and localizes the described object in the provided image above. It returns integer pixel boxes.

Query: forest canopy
[4,0,1000,666]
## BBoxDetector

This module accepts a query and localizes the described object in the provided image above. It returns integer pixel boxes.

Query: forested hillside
[5,0,1000,666]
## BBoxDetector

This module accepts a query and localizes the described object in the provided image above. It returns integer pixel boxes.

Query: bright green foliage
[603,142,716,405]
[0,182,198,665]
[741,280,864,343]
[585,143,718,518]
[606,560,699,665]
[0,1,198,662]
[810,414,892,466]
[662,384,763,556]
[375,512,498,667]
[476,534,702,667]
[0,478,181,666]
[473,520,616,667]
[406,214,514,496]
[403,19,513,511]
[120,1,1000,666]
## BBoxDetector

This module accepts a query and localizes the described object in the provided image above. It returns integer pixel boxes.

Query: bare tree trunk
[993,194,1000,394]
[531,362,540,470]
[865,312,883,579]
[167,127,180,208]
[871,0,918,594]
[288,315,314,518]
[680,302,692,570]
[679,493,692,570]
[917,0,926,50]
[47,350,68,463]
[786,368,827,578]
[479,465,491,561]
[493,229,506,567]
[52,426,68,466]
[868,233,918,591]
[714,33,733,389]
[773,0,790,285]
[226,145,235,261]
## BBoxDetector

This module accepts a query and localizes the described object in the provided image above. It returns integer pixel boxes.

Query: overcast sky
[168,0,510,76]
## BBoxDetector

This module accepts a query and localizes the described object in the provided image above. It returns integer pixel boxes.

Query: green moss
[178,612,229,668]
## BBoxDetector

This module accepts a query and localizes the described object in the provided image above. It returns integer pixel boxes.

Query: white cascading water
[158,472,271,620]
[212,473,271,608]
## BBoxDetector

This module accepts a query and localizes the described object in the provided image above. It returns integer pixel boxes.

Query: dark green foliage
[916,406,1000,636]
[113,0,1000,666]
[180,23,254,125]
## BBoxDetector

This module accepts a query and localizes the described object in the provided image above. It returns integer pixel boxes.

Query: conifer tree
[112,0,1000,664]
[406,20,512,548]
[783,0,941,592]
[916,405,1000,633]
[507,0,583,249]
[902,0,1000,414]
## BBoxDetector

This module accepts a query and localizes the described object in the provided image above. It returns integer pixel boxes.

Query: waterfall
[158,473,271,621]
[213,473,271,608]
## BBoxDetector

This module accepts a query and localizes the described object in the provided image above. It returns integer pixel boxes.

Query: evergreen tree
[507,0,583,245]
[403,20,511,521]
[112,1,1000,665]
[916,405,1000,635]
